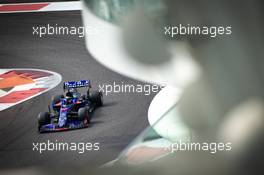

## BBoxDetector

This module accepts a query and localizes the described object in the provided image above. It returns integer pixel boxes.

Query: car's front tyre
[38,112,51,132]
[78,107,90,123]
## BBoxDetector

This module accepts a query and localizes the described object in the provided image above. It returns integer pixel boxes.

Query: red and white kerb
[0,1,81,13]
[0,69,61,111]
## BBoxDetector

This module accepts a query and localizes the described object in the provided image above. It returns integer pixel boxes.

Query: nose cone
[58,108,68,127]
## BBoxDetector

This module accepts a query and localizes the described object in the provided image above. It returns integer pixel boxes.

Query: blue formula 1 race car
[37,80,103,133]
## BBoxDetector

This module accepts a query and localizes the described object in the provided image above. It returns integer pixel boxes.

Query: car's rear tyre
[89,91,103,107]
[38,112,51,131]
[78,107,90,123]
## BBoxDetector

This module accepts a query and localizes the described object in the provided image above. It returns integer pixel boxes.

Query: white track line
[40,1,81,12]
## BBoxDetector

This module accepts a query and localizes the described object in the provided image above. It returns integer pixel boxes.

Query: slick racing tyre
[38,112,51,131]
[78,107,90,123]
[89,90,103,107]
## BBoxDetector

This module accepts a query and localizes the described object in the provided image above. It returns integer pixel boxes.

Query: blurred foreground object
[82,0,264,174]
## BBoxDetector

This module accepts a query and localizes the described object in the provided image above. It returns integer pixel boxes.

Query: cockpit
[61,97,73,107]
[65,88,81,99]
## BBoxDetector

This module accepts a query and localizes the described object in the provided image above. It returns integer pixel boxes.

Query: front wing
[39,119,89,133]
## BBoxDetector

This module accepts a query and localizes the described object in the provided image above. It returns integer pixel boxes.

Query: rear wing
[63,80,91,90]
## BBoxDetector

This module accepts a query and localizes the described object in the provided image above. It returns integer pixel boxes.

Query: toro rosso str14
[37,80,103,133]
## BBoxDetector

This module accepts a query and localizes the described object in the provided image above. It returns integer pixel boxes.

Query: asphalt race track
[0,11,154,169]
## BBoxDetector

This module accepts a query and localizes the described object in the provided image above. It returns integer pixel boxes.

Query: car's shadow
[102,101,118,108]
[88,120,104,127]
